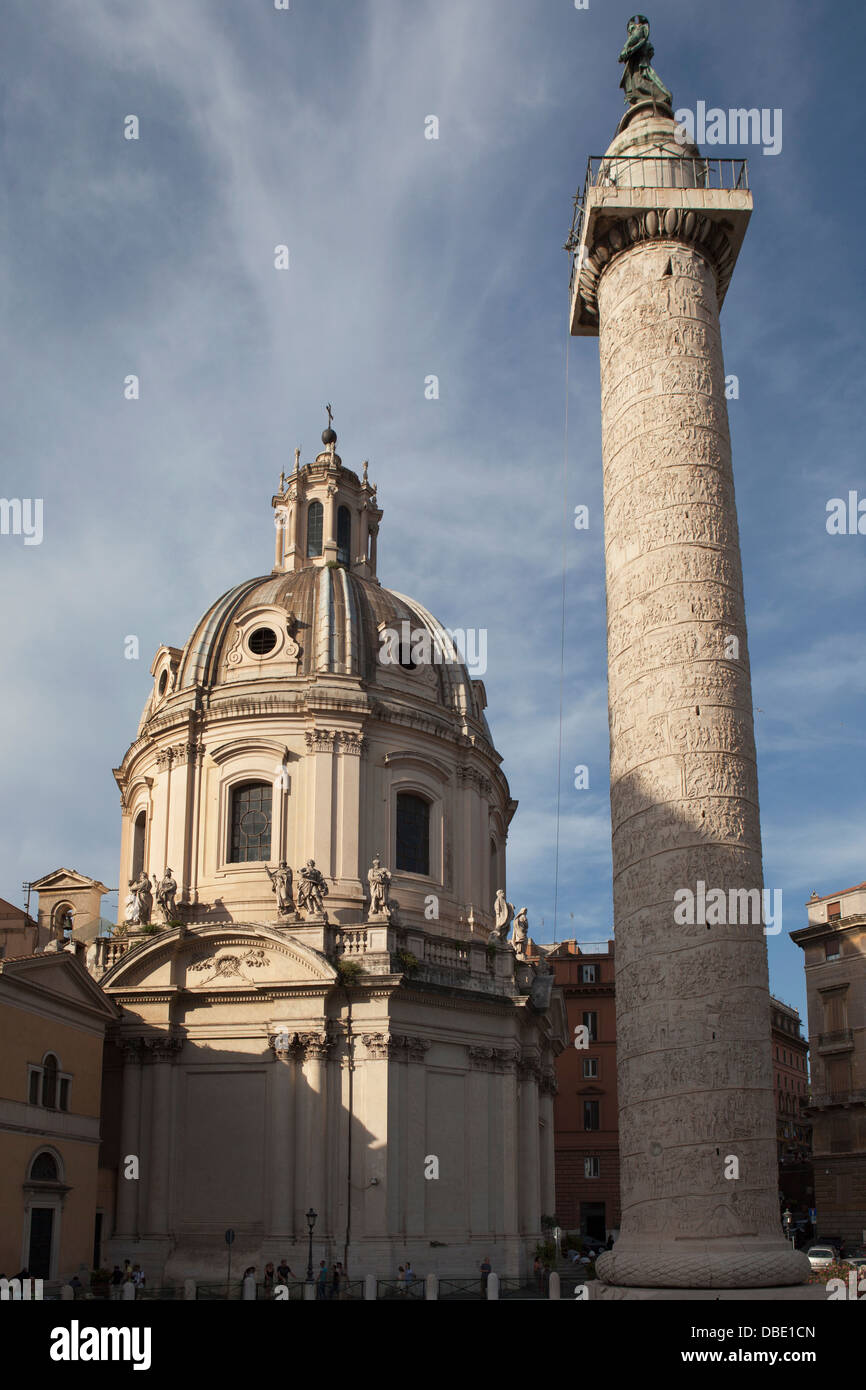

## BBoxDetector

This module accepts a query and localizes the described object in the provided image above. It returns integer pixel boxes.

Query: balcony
[817,1029,854,1054]
[805,1088,866,1111]
[567,154,752,335]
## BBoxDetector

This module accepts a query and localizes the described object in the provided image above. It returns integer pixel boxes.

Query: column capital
[361,1032,430,1062]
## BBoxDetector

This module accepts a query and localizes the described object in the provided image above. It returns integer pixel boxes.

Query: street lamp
[305,1208,317,1283]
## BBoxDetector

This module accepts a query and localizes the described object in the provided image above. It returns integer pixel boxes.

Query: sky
[1,0,864,1024]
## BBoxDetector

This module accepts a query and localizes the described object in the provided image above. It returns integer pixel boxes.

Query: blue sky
[1,0,863,1023]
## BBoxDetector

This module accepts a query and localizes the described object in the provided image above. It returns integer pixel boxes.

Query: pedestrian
[316,1260,329,1299]
[332,1262,342,1299]
[543,1261,551,1293]
[605,1233,614,1251]
[480,1255,491,1295]
[405,1260,415,1292]
[132,1264,145,1296]
[123,1258,132,1280]
[242,1266,257,1300]
[397,1265,406,1295]
[109,1265,124,1301]
[263,1261,276,1293]
[276,1257,294,1285]
[533,1255,542,1289]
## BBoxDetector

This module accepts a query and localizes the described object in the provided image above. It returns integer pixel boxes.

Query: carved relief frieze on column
[577,210,737,331]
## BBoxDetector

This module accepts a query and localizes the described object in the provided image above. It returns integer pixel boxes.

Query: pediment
[101,924,338,991]
[31,867,109,893]
[1,953,118,1020]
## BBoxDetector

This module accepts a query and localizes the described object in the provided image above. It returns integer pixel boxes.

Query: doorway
[28,1208,54,1278]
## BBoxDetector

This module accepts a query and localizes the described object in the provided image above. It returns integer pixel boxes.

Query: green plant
[395,950,419,975]
[140,922,161,937]
[541,1213,560,1231]
[336,957,364,986]
[534,1239,556,1263]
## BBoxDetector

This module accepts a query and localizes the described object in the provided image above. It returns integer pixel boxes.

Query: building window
[824,939,841,961]
[584,1157,600,1179]
[581,964,597,983]
[28,1069,40,1105]
[582,1011,598,1042]
[58,1078,70,1112]
[826,901,841,921]
[132,810,146,882]
[229,782,272,863]
[41,1054,58,1109]
[248,627,277,656]
[583,1058,598,1079]
[306,501,323,558]
[30,1151,59,1182]
[584,1100,600,1131]
[395,793,430,876]
[336,506,351,566]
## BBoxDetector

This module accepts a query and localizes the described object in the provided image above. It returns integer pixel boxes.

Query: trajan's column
[570,18,810,1294]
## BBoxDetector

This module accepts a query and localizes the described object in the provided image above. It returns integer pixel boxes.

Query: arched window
[336,506,351,566]
[229,782,272,863]
[42,1054,58,1109]
[30,1151,59,1182]
[306,501,323,558]
[132,810,146,881]
[489,838,498,907]
[396,793,430,876]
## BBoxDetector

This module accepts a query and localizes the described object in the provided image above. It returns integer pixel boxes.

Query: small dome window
[248,627,278,656]
[158,670,169,695]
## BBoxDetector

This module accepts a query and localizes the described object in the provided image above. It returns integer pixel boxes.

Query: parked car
[806,1245,837,1270]
[843,1249,866,1272]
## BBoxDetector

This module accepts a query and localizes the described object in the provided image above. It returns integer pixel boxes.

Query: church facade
[68,428,565,1282]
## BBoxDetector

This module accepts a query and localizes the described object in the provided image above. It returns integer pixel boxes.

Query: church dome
[139,565,485,734]
[115,428,509,941]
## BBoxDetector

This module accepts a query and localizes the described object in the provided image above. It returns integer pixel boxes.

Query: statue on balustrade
[156,868,178,924]
[297,859,329,917]
[511,907,529,960]
[490,888,514,945]
[129,871,153,925]
[367,856,392,920]
[266,861,295,916]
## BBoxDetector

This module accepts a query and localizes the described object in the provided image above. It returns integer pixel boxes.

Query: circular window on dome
[248,627,278,657]
[158,670,169,695]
